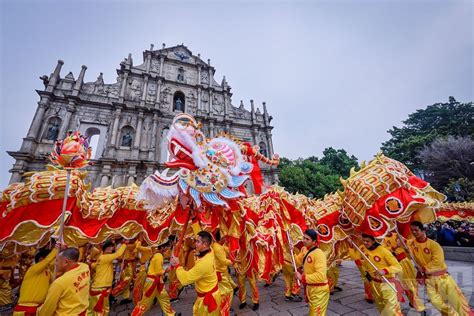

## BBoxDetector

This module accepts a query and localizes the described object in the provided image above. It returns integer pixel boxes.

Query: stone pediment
[155,45,207,66]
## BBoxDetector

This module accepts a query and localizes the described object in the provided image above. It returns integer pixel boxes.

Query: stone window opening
[43,116,62,141]
[85,127,101,159]
[258,141,268,157]
[173,91,185,112]
[120,125,135,148]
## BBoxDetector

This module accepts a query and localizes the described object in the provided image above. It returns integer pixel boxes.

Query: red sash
[90,287,111,312]
[144,275,164,297]
[196,284,219,313]
[216,272,223,282]
[395,252,407,262]
[425,269,447,278]
[13,304,40,315]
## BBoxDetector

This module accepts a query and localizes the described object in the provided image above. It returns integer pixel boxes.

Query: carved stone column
[100,164,111,187]
[209,121,215,138]
[209,90,213,115]
[127,165,137,185]
[46,60,64,93]
[198,65,202,85]
[110,107,122,147]
[159,56,165,76]
[27,101,48,139]
[134,111,144,149]
[58,102,76,139]
[72,65,87,97]
[119,72,128,102]
[266,133,274,157]
[141,76,149,105]
[197,87,202,110]
[148,113,159,160]
[155,79,162,109]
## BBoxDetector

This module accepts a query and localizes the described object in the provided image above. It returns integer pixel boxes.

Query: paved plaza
[110,260,474,316]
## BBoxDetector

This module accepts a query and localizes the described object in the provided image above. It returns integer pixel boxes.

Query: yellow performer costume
[132,241,153,304]
[86,246,101,278]
[408,236,471,316]
[13,249,57,315]
[112,241,138,300]
[131,252,176,316]
[0,254,19,306]
[175,249,221,315]
[237,270,259,308]
[327,262,341,294]
[88,243,126,316]
[348,244,374,302]
[38,262,90,316]
[301,246,330,316]
[282,247,302,300]
[167,244,184,300]
[361,243,402,316]
[212,242,234,316]
[383,232,425,311]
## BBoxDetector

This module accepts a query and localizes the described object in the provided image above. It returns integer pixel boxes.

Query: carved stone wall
[8,44,277,188]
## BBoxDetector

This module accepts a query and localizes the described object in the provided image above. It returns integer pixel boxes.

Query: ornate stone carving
[128,79,142,101]
[201,72,209,84]
[150,59,159,73]
[147,83,157,102]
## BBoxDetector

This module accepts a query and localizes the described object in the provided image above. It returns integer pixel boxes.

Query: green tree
[319,147,359,178]
[381,97,474,170]
[278,148,359,199]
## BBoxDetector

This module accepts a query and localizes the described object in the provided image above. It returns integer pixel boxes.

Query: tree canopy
[278,148,358,199]
[381,97,473,170]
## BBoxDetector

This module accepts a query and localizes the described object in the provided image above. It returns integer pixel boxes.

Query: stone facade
[8,44,278,188]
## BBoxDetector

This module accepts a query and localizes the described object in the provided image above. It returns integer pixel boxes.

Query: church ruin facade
[8,44,278,188]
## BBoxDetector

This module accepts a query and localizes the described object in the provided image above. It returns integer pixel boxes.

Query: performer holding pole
[170,231,221,315]
[360,234,402,316]
[48,131,92,279]
[409,221,472,316]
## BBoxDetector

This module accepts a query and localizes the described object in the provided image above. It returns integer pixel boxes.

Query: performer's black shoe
[252,303,259,311]
[264,283,271,288]
[233,287,239,295]
[333,286,343,292]
[239,302,247,309]
[119,298,132,305]
[285,295,294,301]
[291,294,303,302]
[365,298,374,304]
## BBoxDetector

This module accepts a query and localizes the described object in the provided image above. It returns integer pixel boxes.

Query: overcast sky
[0,0,472,189]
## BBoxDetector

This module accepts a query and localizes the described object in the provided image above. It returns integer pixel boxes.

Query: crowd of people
[0,221,472,315]
[425,221,474,247]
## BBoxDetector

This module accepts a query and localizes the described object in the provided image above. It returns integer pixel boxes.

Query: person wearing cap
[13,246,58,315]
[131,244,178,316]
[295,229,330,316]
[360,234,402,316]
[409,221,472,316]
[37,248,90,316]
[170,231,221,315]
[88,240,126,315]
[383,231,425,312]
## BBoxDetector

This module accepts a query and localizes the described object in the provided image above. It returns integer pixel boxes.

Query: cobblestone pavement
[111,260,474,315]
